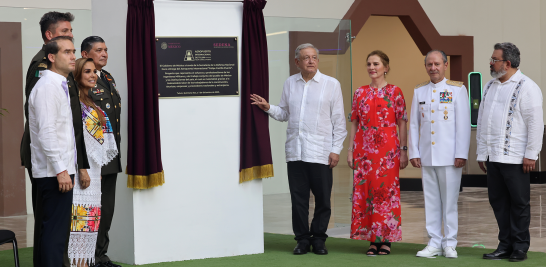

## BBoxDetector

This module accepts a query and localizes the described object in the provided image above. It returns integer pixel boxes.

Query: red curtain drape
[126,0,164,189]
[239,0,274,183]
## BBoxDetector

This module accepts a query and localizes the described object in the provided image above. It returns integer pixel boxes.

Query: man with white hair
[409,49,470,259]
[250,43,347,255]
[479,42,543,262]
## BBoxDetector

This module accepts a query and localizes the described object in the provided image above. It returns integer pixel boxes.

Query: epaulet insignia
[446,80,463,87]
[414,81,430,89]
[38,63,47,68]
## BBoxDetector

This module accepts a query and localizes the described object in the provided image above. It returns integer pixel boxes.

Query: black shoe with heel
[378,242,391,255]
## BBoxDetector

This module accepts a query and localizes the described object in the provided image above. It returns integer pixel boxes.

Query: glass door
[262,17,353,236]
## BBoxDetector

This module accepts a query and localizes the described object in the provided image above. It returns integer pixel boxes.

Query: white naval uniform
[408,78,471,249]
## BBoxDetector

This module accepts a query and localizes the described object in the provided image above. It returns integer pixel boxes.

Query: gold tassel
[127,170,165,189]
[239,164,274,183]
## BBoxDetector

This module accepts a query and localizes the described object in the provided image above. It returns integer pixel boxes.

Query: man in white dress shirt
[409,50,471,259]
[29,36,77,266]
[479,43,543,262]
[250,43,347,255]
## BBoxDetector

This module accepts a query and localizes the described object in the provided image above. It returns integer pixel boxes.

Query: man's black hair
[81,36,105,53]
[44,36,74,69]
[39,11,74,42]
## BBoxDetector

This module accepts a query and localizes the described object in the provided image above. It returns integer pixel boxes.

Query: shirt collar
[43,69,68,83]
[297,69,322,83]
[431,77,447,88]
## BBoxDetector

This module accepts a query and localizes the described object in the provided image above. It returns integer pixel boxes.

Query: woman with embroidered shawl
[67,58,118,267]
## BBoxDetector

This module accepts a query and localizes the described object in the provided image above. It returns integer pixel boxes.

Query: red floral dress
[350,84,407,243]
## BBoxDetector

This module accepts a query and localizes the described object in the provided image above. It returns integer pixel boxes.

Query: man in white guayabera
[29,36,77,267]
[479,42,544,262]
[250,43,347,255]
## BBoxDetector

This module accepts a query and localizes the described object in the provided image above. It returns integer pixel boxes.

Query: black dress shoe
[104,261,122,267]
[312,240,328,255]
[483,249,512,260]
[293,242,310,255]
[509,250,528,262]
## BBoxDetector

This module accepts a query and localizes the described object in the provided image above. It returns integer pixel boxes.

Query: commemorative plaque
[155,37,239,97]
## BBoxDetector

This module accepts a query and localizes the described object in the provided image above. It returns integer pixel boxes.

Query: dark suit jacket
[21,47,90,170]
[89,69,122,175]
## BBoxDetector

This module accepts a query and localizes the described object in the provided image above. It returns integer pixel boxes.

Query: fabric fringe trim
[127,170,165,189]
[239,164,274,183]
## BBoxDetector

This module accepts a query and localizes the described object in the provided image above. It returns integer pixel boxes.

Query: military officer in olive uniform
[81,36,122,267]
[21,12,91,267]
[409,50,470,259]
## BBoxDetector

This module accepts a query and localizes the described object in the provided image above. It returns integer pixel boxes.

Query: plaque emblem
[161,42,168,50]
[184,50,194,61]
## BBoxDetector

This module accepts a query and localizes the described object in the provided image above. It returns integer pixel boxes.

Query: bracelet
[348,147,354,152]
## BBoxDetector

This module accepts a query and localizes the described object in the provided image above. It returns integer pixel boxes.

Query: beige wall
[264,0,546,95]
[418,0,543,115]
[263,0,354,19]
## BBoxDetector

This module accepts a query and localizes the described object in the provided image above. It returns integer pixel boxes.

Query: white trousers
[421,165,462,248]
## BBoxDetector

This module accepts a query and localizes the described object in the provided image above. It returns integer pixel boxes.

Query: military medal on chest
[439,89,452,103]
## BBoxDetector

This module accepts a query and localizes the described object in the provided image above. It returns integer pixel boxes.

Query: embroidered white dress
[68,103,118,266]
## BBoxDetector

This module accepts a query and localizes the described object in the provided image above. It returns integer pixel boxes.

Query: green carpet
[2,233,545,266]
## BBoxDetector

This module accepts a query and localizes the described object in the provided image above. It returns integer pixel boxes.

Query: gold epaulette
[414,80,430,89]
[446,80,464,87]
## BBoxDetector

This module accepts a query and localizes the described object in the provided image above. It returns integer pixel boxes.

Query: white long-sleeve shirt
[267,70,347,165]
[29,70,76,178]
[476,70,544,164]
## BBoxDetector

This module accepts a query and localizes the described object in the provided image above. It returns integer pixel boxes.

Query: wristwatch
[401,146,408,151]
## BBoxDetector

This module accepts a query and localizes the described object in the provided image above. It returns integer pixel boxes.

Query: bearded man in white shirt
[29,36,77,266]
[478,42,543,262]
[251,43,347,255]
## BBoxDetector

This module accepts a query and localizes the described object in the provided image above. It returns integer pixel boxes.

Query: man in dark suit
[20,11,90,267]
[81,36,122,267]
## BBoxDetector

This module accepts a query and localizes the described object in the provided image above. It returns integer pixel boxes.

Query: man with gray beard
[478,43,543,262]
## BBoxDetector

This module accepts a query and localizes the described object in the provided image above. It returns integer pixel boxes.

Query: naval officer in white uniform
[408,50,471,259]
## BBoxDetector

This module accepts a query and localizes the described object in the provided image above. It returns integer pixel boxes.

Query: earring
[384,72,387,75]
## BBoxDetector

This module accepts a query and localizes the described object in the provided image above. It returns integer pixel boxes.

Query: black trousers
[287,161,333,244]
[33,175,74,267]
[28,171,42,267]
[486,161,531,252]
[96,173,118,263]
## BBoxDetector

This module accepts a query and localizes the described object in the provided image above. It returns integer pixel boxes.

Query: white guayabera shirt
[267,70,347,165]
[476,70,544,164]
[29,70,77,177]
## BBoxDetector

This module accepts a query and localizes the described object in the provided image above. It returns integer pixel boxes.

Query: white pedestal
[92,0,264,264]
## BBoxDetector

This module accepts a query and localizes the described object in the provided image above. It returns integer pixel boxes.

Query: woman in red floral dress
[347,51,408,255]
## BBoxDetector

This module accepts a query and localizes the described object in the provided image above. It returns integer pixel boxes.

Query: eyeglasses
[301,56,318,62]
[490,58,507,64]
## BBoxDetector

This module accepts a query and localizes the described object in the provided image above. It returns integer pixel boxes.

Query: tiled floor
[3,166,546,254]
[264,166,546,253]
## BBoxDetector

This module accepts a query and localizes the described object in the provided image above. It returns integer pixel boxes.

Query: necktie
[100,71,110,88]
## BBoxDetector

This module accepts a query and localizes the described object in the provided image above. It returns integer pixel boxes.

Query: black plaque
[156,37,239,97]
